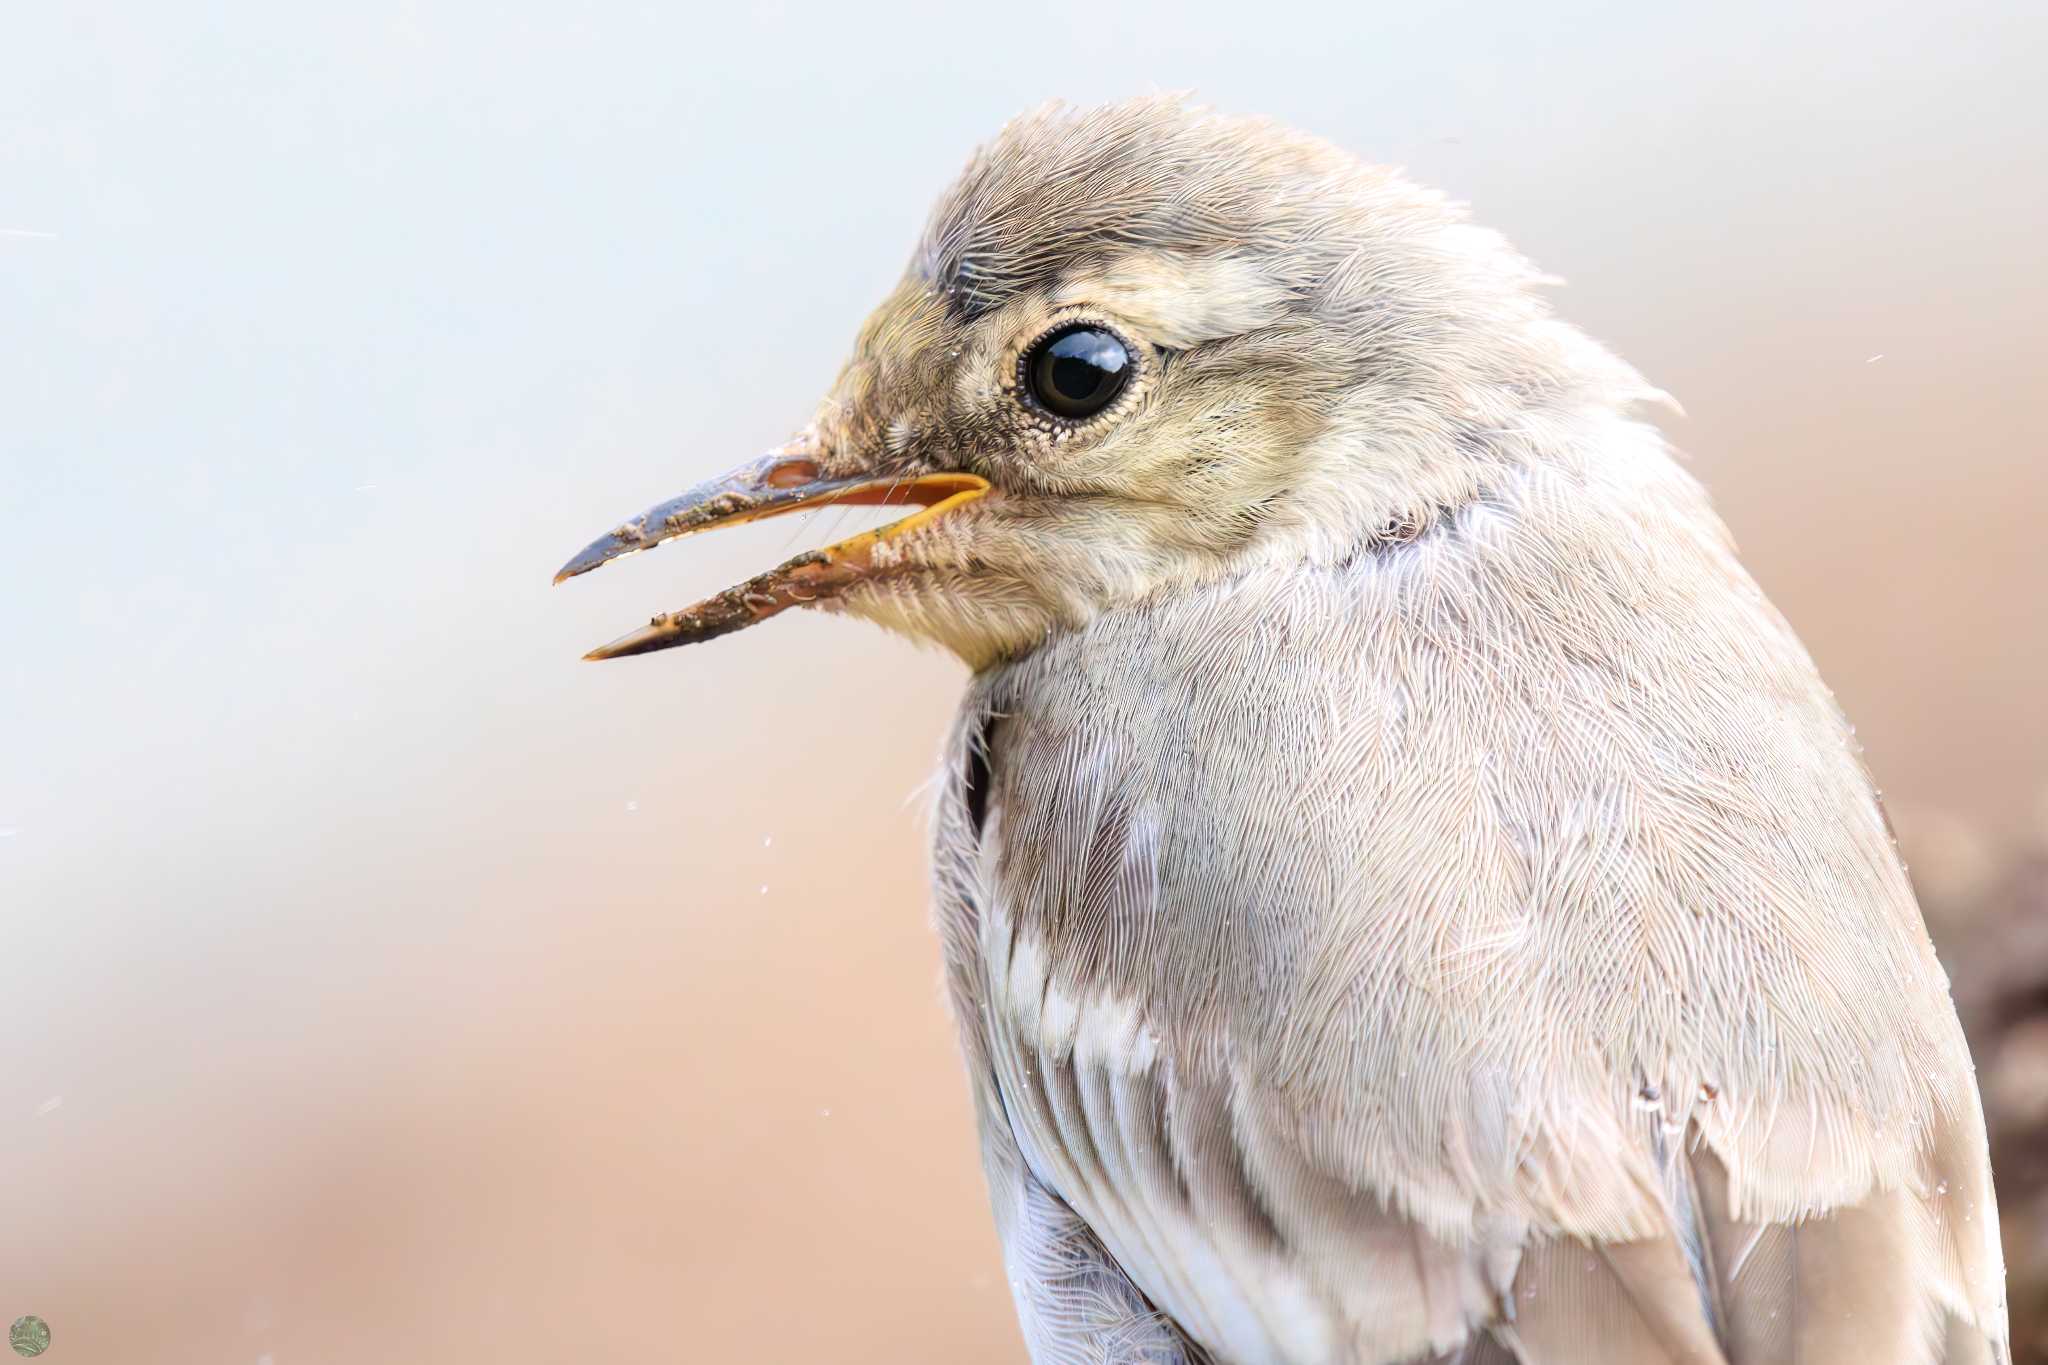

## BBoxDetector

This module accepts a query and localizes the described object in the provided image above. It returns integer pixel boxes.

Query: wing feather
[1499,1236,1723,1364]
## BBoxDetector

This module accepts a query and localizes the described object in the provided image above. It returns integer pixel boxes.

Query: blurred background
[4,1,2045,1360]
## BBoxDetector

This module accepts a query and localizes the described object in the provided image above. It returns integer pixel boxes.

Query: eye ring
[1020,323,1134,421]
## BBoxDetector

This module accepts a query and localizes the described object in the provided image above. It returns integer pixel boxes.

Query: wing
[928,467,2008,1364]
[935,709,1212,1365]
[943,698,1730,1364]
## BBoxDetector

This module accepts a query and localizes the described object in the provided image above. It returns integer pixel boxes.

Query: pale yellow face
[819,252,1302,493]
[795,255,1339,662]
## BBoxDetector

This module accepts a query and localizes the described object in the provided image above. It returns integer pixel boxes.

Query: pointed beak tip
[552,544,617,586]
[555,459,992,663]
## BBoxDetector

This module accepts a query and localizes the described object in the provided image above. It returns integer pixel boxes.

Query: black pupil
[1031,326,1130,418]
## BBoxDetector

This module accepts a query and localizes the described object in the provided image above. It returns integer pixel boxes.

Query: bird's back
[930,412,2007,1363]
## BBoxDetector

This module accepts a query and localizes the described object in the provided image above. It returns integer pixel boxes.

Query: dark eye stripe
[1026,325,1131,419]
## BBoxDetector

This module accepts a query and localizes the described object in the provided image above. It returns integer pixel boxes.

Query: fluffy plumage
[822,98,2010,1361]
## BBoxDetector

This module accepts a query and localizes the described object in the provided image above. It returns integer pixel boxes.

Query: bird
[554,98,2009,1364]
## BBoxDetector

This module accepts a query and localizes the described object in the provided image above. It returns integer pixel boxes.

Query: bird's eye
[1026,325,1131,420]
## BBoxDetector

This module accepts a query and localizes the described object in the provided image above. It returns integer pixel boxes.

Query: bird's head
[556,97,1653,667]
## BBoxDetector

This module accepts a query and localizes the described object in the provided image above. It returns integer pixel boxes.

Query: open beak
[552,445,989,660]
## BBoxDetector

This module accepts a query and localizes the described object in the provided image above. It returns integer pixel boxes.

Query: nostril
[765,458,822,488]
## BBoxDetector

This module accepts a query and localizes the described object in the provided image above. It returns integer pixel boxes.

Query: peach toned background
[3,2,2044,1361]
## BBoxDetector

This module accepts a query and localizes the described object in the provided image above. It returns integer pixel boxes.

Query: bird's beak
[552,444,990,660]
